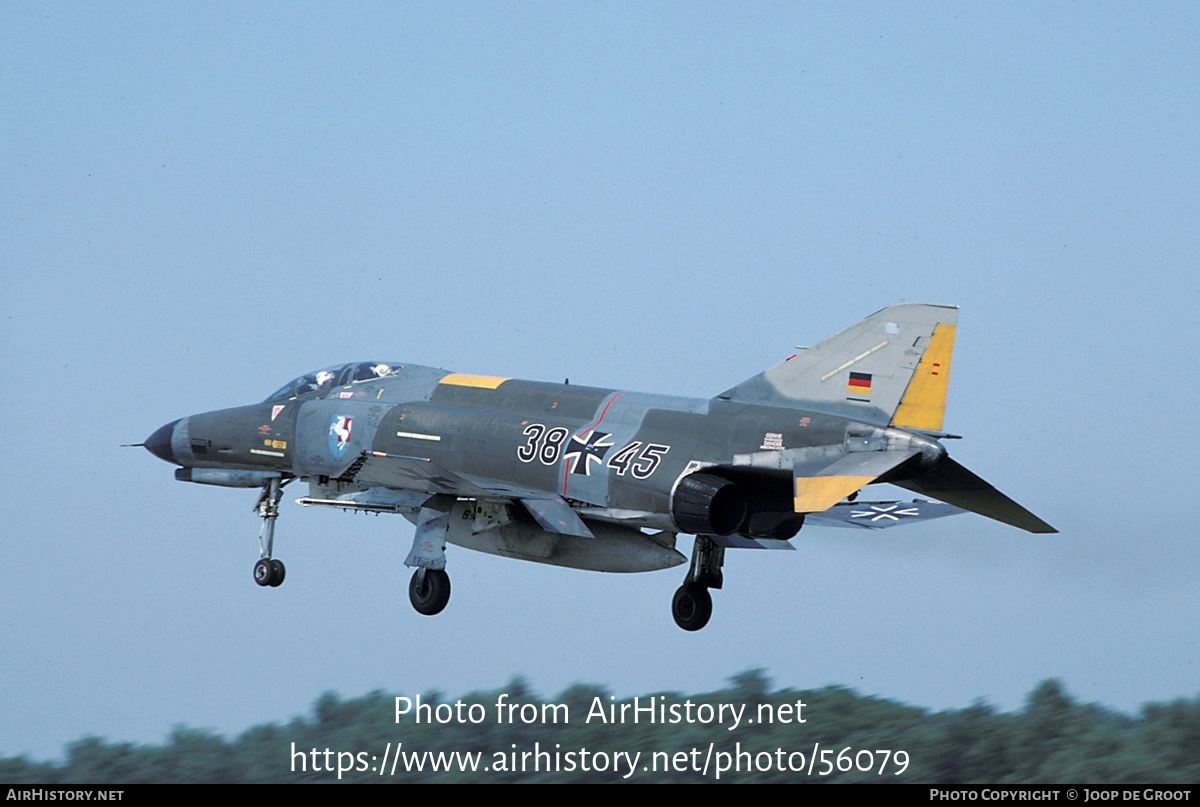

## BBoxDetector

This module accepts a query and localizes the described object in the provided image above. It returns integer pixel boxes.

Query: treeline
[3,672,1198,783]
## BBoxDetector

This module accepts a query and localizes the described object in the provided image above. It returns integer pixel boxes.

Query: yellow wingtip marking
[439,373,510,390]
[793,476,875,514]
[890,323,956,431]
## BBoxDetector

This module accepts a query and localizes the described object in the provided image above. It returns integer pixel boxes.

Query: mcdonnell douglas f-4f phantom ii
[141,303,1054,630]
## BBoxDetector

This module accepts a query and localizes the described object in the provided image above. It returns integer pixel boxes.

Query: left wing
[330,450,595,537]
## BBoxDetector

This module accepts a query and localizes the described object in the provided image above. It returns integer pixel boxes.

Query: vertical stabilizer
[717,303,959,428]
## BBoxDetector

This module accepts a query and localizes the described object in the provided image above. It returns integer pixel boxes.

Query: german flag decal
[847,372,872,396]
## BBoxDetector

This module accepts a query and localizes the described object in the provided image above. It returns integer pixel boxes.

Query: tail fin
[717,303,958,430]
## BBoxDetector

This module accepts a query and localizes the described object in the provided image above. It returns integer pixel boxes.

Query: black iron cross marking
[564,430,613,475]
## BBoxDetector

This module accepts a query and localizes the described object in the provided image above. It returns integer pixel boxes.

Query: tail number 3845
[517,424,668,479]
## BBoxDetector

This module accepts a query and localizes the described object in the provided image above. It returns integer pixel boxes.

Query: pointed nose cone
[145,419,180,464]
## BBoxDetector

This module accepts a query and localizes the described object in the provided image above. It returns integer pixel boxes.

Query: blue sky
[3,2,1198,761]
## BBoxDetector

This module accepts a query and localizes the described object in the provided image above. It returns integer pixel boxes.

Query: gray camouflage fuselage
[151,365,940,538]
[142,304,1054,629]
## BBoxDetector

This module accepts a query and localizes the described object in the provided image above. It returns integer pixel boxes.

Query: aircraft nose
[144,419,180,464]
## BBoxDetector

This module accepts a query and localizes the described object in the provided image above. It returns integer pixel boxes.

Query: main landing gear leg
[253,477,286,588]
[672,535,724,631]
[405,495,453,616]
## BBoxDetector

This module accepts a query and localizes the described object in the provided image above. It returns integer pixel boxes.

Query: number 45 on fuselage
[141,303,1055,631]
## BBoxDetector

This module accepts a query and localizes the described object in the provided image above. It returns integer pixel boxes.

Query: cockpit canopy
[264,362,402,402]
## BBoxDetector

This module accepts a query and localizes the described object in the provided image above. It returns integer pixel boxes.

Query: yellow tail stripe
[890,323,956,432]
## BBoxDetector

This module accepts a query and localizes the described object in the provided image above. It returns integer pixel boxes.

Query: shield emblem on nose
[329,415,354,457]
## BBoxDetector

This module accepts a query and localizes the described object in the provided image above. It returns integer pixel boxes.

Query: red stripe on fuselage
[561,391,626,497]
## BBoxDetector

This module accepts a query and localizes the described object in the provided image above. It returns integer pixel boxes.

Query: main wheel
[409,569,451,616]
[268,559,286,587]
[672,583,713,631]
[253,558,275,587]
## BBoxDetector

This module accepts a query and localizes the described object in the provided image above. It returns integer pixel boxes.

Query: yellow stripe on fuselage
[439,373,510,389]
[793,475,875,514]
[890,323,956,432]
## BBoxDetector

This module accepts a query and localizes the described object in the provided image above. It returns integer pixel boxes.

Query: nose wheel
[254,558,286,587]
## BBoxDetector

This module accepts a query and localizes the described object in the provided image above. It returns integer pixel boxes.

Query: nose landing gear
[253,478,287,587]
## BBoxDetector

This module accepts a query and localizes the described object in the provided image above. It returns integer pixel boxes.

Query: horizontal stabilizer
[792,450,919,514]
[893,457,1057,534]
[805,499,965,530]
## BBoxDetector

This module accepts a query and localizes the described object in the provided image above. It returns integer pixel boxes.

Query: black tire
[268,559,286,587]
[409,569,451,616]
[253,558,274,587]
[672,583,713,631]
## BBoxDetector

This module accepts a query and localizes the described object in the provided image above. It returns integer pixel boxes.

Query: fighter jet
[141,303,1054,631]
